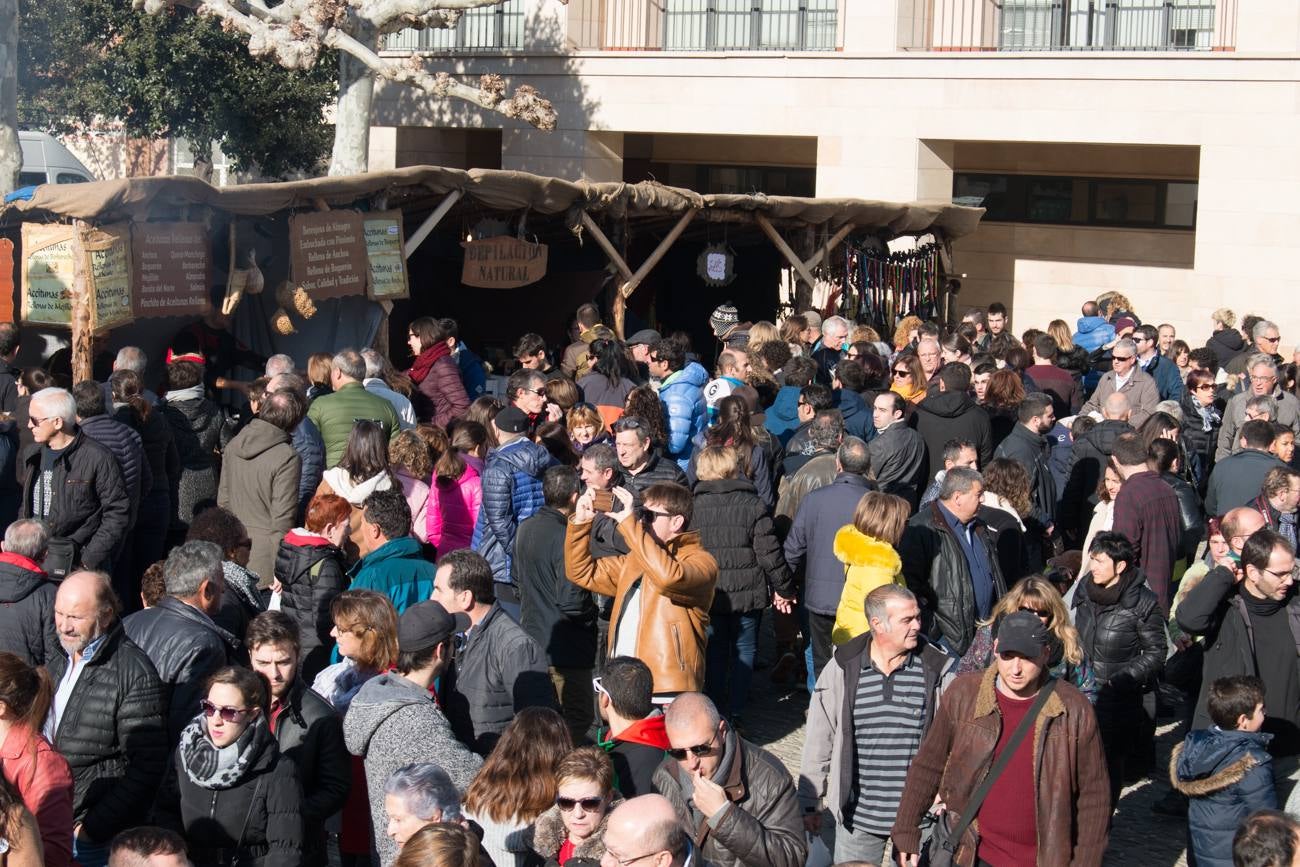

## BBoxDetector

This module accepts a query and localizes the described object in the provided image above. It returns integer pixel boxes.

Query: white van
[17,131,95,187]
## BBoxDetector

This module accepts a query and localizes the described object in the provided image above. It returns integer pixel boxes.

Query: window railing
[900,0,1236,52]
[384,0,524,52]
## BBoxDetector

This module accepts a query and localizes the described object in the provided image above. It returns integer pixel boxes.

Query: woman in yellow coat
[832,491,911,644]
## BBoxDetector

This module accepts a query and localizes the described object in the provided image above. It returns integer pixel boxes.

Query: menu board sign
[289,211,368,300]
[461,236,548,288]
[364,211,409,301]
[132,222,211,318]
[82,223,133,331]
[20,223,76,326]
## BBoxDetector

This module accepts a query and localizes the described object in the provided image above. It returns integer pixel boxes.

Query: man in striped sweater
[798,585,957,865]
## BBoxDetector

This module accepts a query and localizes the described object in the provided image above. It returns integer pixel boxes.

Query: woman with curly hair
[979,457,1032,581]
[984,369,1025,450]
[622,386,669,453]
[888,353,927,405]
[462,708,572,867]
[389,430,433,546]
[187,506,266,638]
[957,575,1098,704]
[892,315,923,352]
[745,321,779,353]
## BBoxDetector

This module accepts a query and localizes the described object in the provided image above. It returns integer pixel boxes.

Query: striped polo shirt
[847,651,929,835]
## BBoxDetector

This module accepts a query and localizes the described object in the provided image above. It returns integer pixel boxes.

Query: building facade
[371,0,1300,345]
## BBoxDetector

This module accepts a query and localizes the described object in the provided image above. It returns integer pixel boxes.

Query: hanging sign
[0,238,13,323]
[21,223,76,326]
[82,223,133,331]
[132,222,211,318]
[697,242,735,287]
[461,236,548,289]
[364,211,409,301]
[289,211,368,301]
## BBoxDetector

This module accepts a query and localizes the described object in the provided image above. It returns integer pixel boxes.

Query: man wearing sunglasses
[1079,337,1159,427]
[652,692,805,867]
[1217,354,1300,463]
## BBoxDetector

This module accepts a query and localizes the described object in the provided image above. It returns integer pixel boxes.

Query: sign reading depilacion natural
[289,211,368,301]
[21,223,133,331]
[364,211,409,301]
[461,236,548,289]
[132,222,211,318]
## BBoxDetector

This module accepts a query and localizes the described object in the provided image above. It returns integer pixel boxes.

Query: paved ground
[742,654,1190,866]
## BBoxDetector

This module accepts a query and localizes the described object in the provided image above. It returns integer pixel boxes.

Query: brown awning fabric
[1,165,983,239]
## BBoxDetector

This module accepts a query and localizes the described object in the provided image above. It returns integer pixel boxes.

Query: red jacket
[2,725,74,867]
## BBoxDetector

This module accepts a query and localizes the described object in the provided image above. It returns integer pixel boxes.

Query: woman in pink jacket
[428,421,486,556]
[389,430,432,546]
[0,653,73,867]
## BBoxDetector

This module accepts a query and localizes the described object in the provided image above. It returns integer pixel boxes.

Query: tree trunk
[0,0,19,196]
[329,27,377,177]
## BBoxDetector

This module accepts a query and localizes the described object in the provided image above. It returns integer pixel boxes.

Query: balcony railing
[385,0,842,53]
[900,0,1237,51]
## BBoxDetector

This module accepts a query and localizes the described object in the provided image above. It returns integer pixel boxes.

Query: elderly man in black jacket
[0,518,59,666]
[433,549,556,754]
[516,465,599,743]
[123,540,241,743]
[45,570,166,867]
[246,610,351,865]
[20,387,129,573]
[898,467,1006,656]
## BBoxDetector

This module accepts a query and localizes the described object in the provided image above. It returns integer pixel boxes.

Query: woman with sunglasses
[887,353,927,405]
[1181,368,1223,494]
[527,747,620,867]
[956,575,1098,704]
[462,708,572,867]
[186,506,266,640]
[155,666,302,867]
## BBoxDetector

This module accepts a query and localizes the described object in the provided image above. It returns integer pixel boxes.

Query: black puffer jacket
[1180,392,1222,492]
[1072,569,1166,706]
[156,719,303,867]
[898,502,1006,656]
[1056,346,1091,380]
[1060,419,1134,541]
[0,553,59,665]
[160,396,232,532]
[911,392,993,482]
[19,430,130,571]
[123,596,241,743]
[115,403,180,499]
[47,624,168,843]
[691,478,793,613]
[273,680,351,864]
[624,451,689,496]
[79,414,150,528]
[274,532,347,681]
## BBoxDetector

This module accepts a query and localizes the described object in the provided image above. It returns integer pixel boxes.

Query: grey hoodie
[343,672,482,867]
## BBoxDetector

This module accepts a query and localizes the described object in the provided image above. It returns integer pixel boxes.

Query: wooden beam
[755,212,817,292]
[70,221,92,383]
[613,208,698,338]
[579,212,633,283]
[803,223,856,272]
[403,189,462,259]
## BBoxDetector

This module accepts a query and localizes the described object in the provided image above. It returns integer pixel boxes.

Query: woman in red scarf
[406,317,470,428]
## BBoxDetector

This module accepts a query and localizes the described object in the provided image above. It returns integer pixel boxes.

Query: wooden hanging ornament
[697,242,735,287]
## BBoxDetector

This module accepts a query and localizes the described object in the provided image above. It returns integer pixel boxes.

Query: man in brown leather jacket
[564,481,718,699]
[891,612,1110,867]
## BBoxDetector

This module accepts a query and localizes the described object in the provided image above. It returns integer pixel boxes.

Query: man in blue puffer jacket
[1073,300,1116,353]
[763,356,818,448]
[472,406,554,619]
[650,339,708,471]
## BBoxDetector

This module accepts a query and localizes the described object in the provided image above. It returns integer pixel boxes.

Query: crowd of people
[3,293,1300,867]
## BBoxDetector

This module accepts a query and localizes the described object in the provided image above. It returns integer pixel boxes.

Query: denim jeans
[73,834,111,867]
[705,610,762,718]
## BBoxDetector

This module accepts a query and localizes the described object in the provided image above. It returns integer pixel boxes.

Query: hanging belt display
[841,239,941,334]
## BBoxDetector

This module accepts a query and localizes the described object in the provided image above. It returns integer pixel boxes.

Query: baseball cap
[398,601,470,654]
[495,406,531,434]
[995,610,1049,659]
[627,329,661,347]
[802,311,822,329]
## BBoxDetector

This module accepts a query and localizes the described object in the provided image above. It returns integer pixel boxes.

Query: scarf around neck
[167,383,205,403]
[408,341,450,385]
[1085,568,1138,608]
[179,713,270,789]
[222,561,265,614]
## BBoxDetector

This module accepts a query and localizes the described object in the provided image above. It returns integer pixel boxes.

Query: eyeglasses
[667,732,720,761]
[26,416,50,428]
[1250,375,1277,383]
[524,387,547,396]
[200,700,253,722]
[1112,355,1134,362]
[642,508,675,520]
[591,676,609,697]
[649,356,663,364]
[555,795,606,812]
[604,851,662,867]
[1019,605,1051,620]
[892,369,911,378]
[1194,384,1215,392]
[1262,567,1298,582]
[1261,335,1281,344]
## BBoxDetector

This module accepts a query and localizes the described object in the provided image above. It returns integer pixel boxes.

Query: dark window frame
[953,171,1197,231]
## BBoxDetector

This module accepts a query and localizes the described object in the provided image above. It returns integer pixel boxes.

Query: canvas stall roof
[1,165,983,239]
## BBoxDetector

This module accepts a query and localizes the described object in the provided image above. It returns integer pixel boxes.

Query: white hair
[822,316,851,338]
[383,764,461,822]
[113,346,147,374]
[31,388,76,428]
[360,349,385,380]
[265,354,296,377]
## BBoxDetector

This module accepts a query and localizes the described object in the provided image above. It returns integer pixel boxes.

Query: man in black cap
[892,611,1110,867]
[627,329,662,385]
[472,405,554,619]
[343,600,483,867]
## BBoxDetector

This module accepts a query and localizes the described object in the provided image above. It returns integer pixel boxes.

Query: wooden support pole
[579,212,633,283]
[70,221,92,383]
[755,212,817,296]
[613,208,697,338]
[803,223,856,272]
[403,190,462,259]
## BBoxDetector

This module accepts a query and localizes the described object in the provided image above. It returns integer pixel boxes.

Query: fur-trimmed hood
[529,796,624,861]
[1171,727,1273,797]
[833,524,902,572]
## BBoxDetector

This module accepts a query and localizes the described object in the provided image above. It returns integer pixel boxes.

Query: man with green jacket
[307,349,399,467]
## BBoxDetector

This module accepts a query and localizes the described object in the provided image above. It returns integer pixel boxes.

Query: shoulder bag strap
[231,773,267,866]
[949,677,1056,842]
